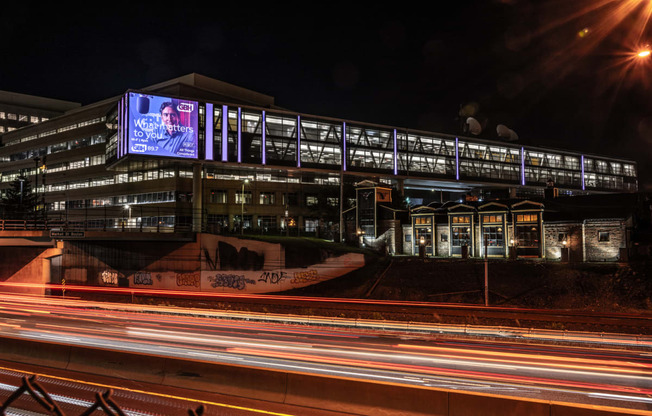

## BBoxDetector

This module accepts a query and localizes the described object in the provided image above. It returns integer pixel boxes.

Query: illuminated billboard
[127,93,198,158]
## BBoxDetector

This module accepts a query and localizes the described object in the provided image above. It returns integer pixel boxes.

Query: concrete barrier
[285,373,448,415]
[0,336,647,416]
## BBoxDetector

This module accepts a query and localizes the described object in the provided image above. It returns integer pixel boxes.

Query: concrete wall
[435,224,449,257]
[60,233,365,294]
[1,246,62,294]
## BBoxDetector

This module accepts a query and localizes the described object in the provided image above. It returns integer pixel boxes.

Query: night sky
[2,2,651,188]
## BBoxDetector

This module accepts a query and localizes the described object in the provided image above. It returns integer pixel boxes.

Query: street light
[240,179,249,235]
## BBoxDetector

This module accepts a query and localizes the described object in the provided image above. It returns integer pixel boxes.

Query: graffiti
[176,273,200,288]
[207,274,256,290]
[134,272,153,285]
[100,270,118,285]
[259,271,287,284]
[291,270,320,284]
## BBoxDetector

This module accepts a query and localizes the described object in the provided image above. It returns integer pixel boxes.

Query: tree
[1,176,36,220]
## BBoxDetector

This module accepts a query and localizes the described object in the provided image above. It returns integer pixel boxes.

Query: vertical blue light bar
[222,105,228,162]
[121,95,127,157]
[455,137,459,180]
[521,147,526,186]
[393,129,398,175]
[205,103,213,161]
[117,97,122,158]
[581,154,585,190]
[297,115,301,168]
[262,111,266,165]
[237,107,242,163]
[343,122,347,171]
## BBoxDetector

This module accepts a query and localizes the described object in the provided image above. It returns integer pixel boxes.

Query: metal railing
[0,374,205,415]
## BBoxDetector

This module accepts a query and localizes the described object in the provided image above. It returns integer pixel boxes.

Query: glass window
[452,226,470,247]
[283,192,298,206]
[235,191,252,204]
[452,215,470,224]
[259,192,275,205]
[209,190,227,204]
[415,228,432,247]
[414,216,432,225]
[482,214,503,223]
[305,218,318,232]
[305,195,318,207]
[482,226,504,247]
[598,231,610,242]
[516,225,540,247]
[258,215,277,230]
[516,213,538,222]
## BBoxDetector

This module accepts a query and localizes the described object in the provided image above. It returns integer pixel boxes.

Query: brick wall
[584,220,625,262]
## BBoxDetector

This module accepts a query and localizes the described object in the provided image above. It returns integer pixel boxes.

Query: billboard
[127,93,198,158]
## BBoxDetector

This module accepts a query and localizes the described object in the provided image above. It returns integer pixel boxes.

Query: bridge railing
[1,374,206,415]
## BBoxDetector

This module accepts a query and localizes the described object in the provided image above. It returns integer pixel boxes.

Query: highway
[0,293,650,414]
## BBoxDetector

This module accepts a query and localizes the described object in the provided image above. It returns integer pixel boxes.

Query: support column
[192,163,203,232]
[396,178,404,197]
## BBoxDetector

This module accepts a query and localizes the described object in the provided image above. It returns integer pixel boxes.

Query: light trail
[0,294,650,411]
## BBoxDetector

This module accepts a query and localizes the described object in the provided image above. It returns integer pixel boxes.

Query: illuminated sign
[127,93,198,159]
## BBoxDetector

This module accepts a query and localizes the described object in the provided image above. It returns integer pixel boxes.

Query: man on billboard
[128,93,198,158]
[157,101,196,155]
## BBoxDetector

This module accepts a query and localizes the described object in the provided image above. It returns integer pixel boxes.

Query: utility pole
[484,234,489,306]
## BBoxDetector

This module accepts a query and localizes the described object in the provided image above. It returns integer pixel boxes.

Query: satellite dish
[496,124,518,141]
[466,117,482,135]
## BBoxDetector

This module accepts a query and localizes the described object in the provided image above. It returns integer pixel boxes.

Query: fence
[0,374,205,415]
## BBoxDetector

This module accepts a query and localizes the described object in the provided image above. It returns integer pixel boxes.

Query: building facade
[0,74,640,242]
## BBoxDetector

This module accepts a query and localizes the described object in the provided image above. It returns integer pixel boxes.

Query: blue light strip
[343,122,347,171]
[455,137,459,180]
[521,147,526,186]
[262,111,266,165]
[297,115,301,168]
[222,105,228,162]
[205,103,213,160]
[117,97,122,158]
[237,107,242,163]
[122,95,127,157]
[393,129,398,175]
[581,155,585,190]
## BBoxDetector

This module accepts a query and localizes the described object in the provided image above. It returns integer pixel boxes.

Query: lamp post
[123,204,131,231]
[33,157,40,225]
[241,179,249,236]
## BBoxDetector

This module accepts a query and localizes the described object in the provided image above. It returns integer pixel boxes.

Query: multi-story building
[0,74,639,243]
[0,90,79,134]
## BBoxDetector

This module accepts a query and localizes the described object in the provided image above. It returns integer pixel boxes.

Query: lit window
[210,190,227,204]
[235,191,252,204]
[259,192,275,205]
[30,116,39,123]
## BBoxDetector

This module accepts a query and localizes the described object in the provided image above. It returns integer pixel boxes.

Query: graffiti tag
[291,270,320,284]
[207,274,256,290]
[134,272,153,285]
[259,271,287,284]
[100,270,118,285]
[176,273,200,288]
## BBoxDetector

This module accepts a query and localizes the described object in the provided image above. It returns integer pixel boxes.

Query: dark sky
[2,2,651,188]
